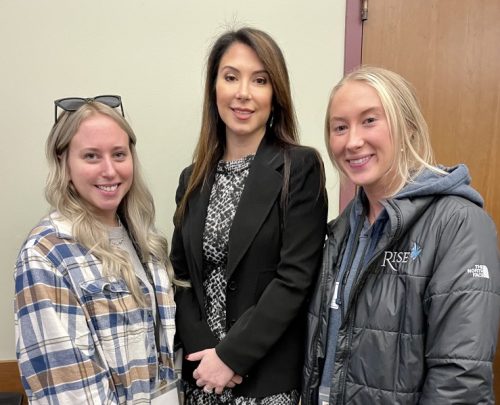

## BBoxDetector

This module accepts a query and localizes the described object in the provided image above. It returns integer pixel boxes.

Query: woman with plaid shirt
[15,97,177,404]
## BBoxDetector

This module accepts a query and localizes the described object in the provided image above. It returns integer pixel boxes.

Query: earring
[269,113,274,128]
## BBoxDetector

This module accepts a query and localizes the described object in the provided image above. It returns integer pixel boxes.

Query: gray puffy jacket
[303,183,500,404]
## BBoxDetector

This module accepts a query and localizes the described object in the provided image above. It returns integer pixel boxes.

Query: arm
[215,148,328,375]
[15,246,117,404]
[170,168,218,353]
[420,203,500,404]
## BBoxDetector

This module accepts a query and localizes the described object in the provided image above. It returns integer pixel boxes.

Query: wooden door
[360,0,500,399]
[361,0,500,229]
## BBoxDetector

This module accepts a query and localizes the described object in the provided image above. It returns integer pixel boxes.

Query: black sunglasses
[54,95,124,123]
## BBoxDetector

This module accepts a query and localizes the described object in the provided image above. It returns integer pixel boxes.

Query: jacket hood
[328,164,484,238]
[395,164,483,207]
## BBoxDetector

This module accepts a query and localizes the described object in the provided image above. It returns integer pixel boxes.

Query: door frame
[339,0,363,211]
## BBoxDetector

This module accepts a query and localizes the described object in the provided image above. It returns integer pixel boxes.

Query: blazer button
[228,281,237,291]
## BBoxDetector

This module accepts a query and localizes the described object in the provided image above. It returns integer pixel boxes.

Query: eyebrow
[219,65,269,75]
[331,106,384,121]
[78,145,128,152]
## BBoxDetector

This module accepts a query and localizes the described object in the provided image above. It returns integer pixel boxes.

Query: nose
[345,125,364,150]
[236,79,251,101]
[101,157,117,178]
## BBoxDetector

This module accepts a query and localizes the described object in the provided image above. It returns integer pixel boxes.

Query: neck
[98,213,120,227]
[364,192,384,224]
[223,130,265,161]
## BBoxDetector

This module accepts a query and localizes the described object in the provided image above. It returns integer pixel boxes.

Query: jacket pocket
[80,277,150,374]
[80,277,147,348]
[80,277,130,294]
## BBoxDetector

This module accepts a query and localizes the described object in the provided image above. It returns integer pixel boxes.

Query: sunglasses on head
[54,95,124,123]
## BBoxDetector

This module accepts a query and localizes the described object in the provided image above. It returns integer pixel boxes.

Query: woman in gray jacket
[303,66,499,404]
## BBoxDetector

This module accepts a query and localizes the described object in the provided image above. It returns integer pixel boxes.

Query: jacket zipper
[346,202,403,313]
[338,216,365,325]
[337,204,403,403]
[337,242,384,404]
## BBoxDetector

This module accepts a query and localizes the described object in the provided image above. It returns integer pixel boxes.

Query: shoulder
[432,195,495,229]
[435,194,484,210]
[15,218,68,291]
[19,216,64,257]
[286,145,324,173]
[179,164,195,183]
[409,195,497,263]
[397,193,493,232]
[174,164,195,201]
[17,213,86,272]
[287,144,321,160]
[418,196,499,298]
[284,145,327,207]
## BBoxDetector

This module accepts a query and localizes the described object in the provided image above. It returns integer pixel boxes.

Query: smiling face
[215,42,273,155]
[328,80,401,200]
[67,113,133,226]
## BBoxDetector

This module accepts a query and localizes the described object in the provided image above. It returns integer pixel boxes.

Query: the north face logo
[467,264,489,279]
[382,242,422,272]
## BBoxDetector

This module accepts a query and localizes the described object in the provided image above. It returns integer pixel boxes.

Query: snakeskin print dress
[185,155,299,405]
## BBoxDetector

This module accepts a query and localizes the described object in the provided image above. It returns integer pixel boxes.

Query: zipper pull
[330,281,340,309]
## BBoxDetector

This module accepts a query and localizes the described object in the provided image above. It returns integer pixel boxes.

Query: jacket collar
[48,211,74,240]
[225,135,284,279]
[330,189,438,244]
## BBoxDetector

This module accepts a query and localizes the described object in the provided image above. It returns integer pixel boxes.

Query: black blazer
[170,136,327,397]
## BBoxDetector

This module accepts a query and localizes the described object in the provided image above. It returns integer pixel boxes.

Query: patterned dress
[185,156,299,405]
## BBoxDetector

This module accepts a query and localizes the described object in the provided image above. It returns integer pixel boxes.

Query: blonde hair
[46,102,172,305]
[325,66,445,197]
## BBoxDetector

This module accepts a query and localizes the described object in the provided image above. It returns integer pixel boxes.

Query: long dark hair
[175,27,299,223]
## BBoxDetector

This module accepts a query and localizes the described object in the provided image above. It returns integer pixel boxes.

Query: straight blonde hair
[325,66,446,197]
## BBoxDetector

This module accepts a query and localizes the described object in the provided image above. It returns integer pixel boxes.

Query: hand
[187,348,242,394]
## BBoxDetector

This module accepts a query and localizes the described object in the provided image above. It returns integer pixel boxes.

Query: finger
[193,369,199,379]
[226,381,236,388]
[232,375,243,384]
[215,386,224,395]
[195,378,207,387]
[186,349,208,362]
[203,386,214,394]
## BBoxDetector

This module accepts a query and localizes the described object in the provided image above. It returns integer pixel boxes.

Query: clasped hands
[187,348,243,395]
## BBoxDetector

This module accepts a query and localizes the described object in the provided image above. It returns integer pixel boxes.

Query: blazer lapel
[226,139,284,280]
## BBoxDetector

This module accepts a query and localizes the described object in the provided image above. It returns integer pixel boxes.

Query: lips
[96,184,119,192]
[231,107,254,120]
[347,155,372,167]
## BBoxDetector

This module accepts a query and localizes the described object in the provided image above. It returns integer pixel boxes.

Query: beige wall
[0,0,345,359]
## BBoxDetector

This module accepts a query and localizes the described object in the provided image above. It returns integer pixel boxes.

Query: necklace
[110,236,124,247]
[109,217,125,247]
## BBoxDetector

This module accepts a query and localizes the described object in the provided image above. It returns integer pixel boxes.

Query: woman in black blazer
[170,27,327,404]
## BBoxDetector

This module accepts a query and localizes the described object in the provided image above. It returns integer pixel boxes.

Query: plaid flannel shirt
[15,212,176,404]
